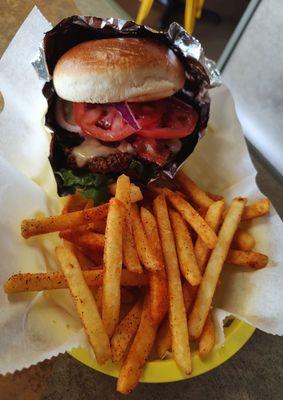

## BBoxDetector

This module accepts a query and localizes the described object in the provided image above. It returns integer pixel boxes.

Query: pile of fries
[4,171,270,393]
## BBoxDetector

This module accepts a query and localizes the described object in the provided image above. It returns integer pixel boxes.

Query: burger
[42,17,212,203]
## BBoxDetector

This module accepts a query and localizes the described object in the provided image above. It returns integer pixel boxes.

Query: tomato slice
[137,99,198,139]
[129,102,163,129]
[73,103,136,142]
[73,98,198,142]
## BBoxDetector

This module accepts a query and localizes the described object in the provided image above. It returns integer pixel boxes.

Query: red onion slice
[55,98,82,134]
[113,102,141,130]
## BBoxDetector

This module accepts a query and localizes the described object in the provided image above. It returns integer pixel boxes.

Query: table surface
[0,1,283,399]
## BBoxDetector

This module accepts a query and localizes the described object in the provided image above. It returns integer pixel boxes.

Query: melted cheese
[72,137,118,167]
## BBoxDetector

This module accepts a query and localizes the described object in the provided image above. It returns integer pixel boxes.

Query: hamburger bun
[53,38,185,103]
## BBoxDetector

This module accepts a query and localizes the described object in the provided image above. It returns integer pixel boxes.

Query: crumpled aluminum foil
[33,15,221,195]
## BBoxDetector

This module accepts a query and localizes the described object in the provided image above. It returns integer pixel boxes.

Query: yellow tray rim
[69,319,255,383]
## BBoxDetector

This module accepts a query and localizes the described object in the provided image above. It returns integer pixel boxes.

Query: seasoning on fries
[4,269,148,294]
[111,298,143,363]
[154,194,191,374]
[102,198,124,337]
[175,171,214,209]
[5,170,271,394]
[117,294,158,394]
[189,197,247,339]
[199,311,215,358]
[115,175,143,274]
[226,249,268,269]
[162,188,218,249]
[21,203,109,238]
[140,207,168,323]
[170,209,201,286]
[56,243,111,364]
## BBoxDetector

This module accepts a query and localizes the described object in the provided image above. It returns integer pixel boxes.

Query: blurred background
[117,0,250,61]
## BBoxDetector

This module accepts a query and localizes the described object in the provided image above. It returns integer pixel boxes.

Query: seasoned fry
[199,311,215,358]
[131,204,163,272]
[140,207,168,323]
[170,209,201,286]
[206,191,224,202]
[79,248,104,266]
[156,281,196,359]
[111,299,143,363]
[233,229,255,251]
[61,193,88,214]
[4,269,148,294]
[242,198,270,220]
[117,294,158,394]
[116,175,143,273]
[73,248,95,270]
[194,200,225,274]
[21,203,109,239]
[162,188,217,249]
[226,249,268,269]
[189,197,247,339]
[56,244,111,364]
[59,230,105,253]
[153,194,191,374]
[102,198,124,337]
[84,199,95,209]
[156,317,171,359]
[92,286,103,315]
[109,182,143,203]
[175,171,214,209]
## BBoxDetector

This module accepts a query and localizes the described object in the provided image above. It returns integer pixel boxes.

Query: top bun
[53,38,186,103]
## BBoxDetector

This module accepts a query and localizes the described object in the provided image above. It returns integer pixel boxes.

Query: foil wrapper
[35,16,221,195]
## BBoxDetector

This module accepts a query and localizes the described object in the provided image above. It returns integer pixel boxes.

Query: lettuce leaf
[55,169,113,204]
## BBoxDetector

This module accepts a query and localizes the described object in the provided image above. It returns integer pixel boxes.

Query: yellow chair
[136,0,205,35]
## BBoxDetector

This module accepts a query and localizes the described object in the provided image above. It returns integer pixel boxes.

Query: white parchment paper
[0,7,282,374]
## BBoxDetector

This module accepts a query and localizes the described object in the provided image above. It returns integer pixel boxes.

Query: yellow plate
[69,319,255,383]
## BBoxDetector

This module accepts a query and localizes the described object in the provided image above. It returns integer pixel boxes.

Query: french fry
[156,316,171,359]
[116,175,143,273]
[61,193,88,214]
[206,191,224,202]
[131,204,163,272]
[199,311,215,358]
[111,298,143,363]
[56,244,111,364]
[226,249,268,269]
[117,293,158,394]
[73,247,95,270]
[188,197,247,339]
[233,229,255,251]
[242,198,270,220]
[153,194,191,374]
[109,182,143,203]
[84,199,95,209]
[170,209,201,286]
[21,203,109,238]
[194,200,225,274]
[4,269,148,294]
[175,171,214,209]
[156,281,196,359]
[140,207,168,323]
[102,198,124,337]
[92,286,103,315]
[162,188,217,249]
[79,248,104,266]
[59,230,105,253]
